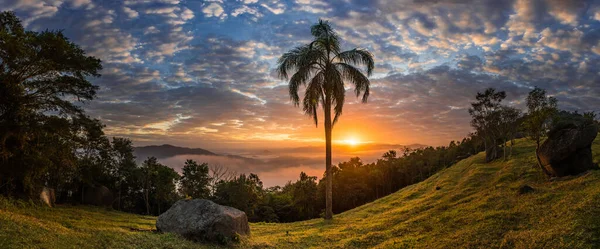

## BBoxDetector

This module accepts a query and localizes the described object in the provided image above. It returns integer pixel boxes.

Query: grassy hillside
[2,138,600,249]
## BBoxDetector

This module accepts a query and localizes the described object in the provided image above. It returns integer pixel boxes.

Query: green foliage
[140,157,180,215]
[522,87,558,148]
[0,10,101,196]
[315,137,484,214]
[277,19,373,127]
[213,173,263,221]
[2,138,600,248]
[468,88,513,162]
[179,160,211,199]
[110,138,139,211]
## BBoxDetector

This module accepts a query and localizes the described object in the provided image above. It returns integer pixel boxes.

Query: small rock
[39,187,55,207]
[518,185,534,195]
[83,185,113,207]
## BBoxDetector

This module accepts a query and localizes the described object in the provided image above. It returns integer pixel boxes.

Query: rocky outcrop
[156,199,250,242]
[40,187,55,207]
[537,118,598,177]
[83,185,113,207]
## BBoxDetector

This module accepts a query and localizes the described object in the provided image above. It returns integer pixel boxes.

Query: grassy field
[1,138,600,248]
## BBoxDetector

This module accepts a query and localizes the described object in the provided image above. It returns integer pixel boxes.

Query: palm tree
[277,20,374,220]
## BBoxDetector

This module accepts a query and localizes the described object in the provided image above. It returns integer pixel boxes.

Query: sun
[343,138,360,146]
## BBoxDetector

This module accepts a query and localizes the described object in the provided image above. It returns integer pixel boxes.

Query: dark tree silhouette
[522,87,557,175]
[469,88,506,163]
[497,106,522,161]
[277,19,374,220]
[0,11,102,195]
[523,87,558,149]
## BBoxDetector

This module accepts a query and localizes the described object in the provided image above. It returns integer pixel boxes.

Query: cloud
[261,0,285,15]
[3,0,600,183]
[202,2,225,19]
[123,6,138,19]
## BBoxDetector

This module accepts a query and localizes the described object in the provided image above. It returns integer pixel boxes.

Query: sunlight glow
[343,138,360,146]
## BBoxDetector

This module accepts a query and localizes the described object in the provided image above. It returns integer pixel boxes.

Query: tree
[140,157,179,215]
[291,172,318,220]
[468,88,506,162]
[153,163,180,214]
[110,137,137,211]
[523,87,558,148]
[179,160,211,199]
[140,157,160,215]
[0,11,102,196]
[497,106,522,161]
[522,87,558,175]
[277,19,374,220]
[208,164,235,196]
[213,173,264,221]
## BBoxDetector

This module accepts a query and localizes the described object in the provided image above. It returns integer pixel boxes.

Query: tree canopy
[0,11,102,195]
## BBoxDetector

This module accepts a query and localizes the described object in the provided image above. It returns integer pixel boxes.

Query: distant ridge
[134,144,217,160]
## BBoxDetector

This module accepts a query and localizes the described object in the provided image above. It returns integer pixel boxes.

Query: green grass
[2,138,600,248]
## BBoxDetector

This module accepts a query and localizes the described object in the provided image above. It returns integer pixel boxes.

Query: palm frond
[288,65,314,106]
[310,36,340,57]
[280,19,375,129]
[332,81,345,125]
[323,64,345,126]
[311,19,333,38]
[303,71,324,127]
[336,48,374,76]
[310,19,340,57]
[336,62,370,102]
[277,45,324,80]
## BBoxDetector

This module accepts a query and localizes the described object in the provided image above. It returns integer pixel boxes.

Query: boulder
[39,187,55,207]
[83,185,113,207]
[156,199,250,242]
[537,118,598,177]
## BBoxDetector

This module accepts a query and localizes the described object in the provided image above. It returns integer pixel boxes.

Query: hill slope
[2,138,600,249]
[134,144,217,160]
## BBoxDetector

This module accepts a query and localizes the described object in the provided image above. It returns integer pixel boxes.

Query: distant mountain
[134,144,217,160]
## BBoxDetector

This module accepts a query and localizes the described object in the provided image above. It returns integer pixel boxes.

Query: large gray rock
[83,185,113,207]
[537,118,598,177]
[156,199,250,242]
[39,187,55,207]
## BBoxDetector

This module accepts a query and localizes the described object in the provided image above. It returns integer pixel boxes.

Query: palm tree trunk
[324,99,333,220]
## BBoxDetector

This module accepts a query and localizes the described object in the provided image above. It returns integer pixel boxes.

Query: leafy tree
[497,106,522,161]
[74,118,112,202]
[139,157,179,215]
[291,172,318,220]
[523,87,558,149]
[522,87,558,175]
[110,137,137,211]
[0,11,102,196]
[277,19,374,220]
[141,157,159,215]
[153,163,180,214]
[213,173,264,221]
[468,88,507,162]
[179,160,211,199]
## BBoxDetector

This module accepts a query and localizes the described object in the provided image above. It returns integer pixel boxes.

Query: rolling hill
[134,144,217,160]
[2,138,599,248]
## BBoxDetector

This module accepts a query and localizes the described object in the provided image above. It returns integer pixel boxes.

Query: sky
[2,0,600,185]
